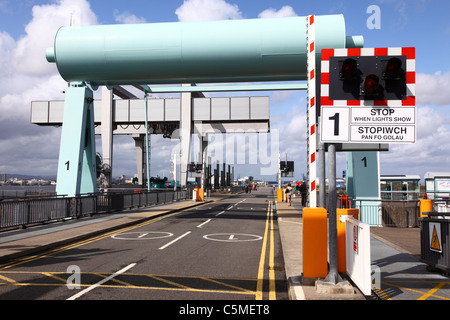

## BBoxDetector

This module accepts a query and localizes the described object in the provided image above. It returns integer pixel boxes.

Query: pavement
[0,188,449,300]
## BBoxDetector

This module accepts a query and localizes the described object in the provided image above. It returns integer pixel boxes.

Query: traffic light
[287,161,294,173]
[188,163,196,172]
[195,164,203,172]
[280,161,294,177]
[280,161,287,172]
[328,52,407,101]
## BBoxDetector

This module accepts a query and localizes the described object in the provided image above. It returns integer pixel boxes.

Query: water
[0,185,56,198]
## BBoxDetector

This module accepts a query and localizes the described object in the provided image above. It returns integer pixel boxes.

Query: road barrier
[345,216,372,296]
[0,189,190,230]
[337,208,359,273]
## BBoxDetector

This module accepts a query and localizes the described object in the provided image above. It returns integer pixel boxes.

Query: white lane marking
[197,219,212,228]
[215,211,225,217]
[67,263,136,300]
[158,231,191,250]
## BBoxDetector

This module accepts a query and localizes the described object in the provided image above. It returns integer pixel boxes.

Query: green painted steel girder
[46,15,363,87]
[144,83,308,93]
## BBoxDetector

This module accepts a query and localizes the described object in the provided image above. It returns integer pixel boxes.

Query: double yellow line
[256,201,276,300]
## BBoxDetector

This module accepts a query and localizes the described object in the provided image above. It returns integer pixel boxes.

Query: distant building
[0,172,5,185]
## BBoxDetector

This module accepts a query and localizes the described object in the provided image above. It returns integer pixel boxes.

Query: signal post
[319,47,416,287]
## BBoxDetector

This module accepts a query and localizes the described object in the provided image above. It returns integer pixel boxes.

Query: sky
[0,0,449,184]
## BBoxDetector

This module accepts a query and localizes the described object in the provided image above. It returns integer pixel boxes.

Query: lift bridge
[31,86,270,188]
[36,14,369,205]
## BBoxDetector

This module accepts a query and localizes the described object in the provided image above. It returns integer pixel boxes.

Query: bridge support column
[180,84,193,188]
[101,87,113,187]
[133,134,145,185]
[56,83,97,197]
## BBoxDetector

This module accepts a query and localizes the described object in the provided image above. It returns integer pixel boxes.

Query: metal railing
[420,212,450,273]
[327,195,421,227]
[0,189,191,231]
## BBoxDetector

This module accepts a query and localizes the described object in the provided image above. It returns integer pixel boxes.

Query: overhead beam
[144,83,307,94]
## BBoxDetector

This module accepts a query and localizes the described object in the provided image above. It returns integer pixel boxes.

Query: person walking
[285,183,292,206]
[299,181,307,207]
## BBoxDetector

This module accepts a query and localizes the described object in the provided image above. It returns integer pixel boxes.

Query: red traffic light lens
[384,57,402,79]
[340,58,357,79]
[363,74,379,94]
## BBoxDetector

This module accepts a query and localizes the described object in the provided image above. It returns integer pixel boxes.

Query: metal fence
[420,212,450,273]
[0,189,190,230]
[332,196,421,227]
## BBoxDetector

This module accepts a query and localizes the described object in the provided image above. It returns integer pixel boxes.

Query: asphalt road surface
[0,187,288,301]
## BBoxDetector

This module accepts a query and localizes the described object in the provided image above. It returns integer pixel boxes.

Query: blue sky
[0,0,449,183]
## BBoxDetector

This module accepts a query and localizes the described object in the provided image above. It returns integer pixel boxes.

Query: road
[0,187,288,300]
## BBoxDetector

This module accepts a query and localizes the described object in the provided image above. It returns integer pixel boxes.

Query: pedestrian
[285,183,292,206]
[299,181,307,207]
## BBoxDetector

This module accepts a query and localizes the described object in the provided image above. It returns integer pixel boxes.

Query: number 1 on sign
[320,107,349,143]
[329,113,340,136]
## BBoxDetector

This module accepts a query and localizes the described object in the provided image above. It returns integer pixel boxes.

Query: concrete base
[315,279,355,295]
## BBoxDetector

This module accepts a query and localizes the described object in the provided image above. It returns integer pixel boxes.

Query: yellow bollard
[198,188,204,201]
[336,208,359,273]
[277,188,284,202]
[303,207,327,279]
[420,199,432,218]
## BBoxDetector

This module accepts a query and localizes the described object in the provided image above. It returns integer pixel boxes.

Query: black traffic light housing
[280,161,294,177]
[188,162,203,173]
[188,163,196,172]
[329,55,407,101]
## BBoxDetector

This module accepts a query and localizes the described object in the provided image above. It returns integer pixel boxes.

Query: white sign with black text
[320,106,416,144]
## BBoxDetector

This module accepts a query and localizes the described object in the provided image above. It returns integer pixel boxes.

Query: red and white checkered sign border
[320,47,415,107]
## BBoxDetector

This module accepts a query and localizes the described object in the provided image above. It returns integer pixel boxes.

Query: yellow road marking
[418,282,447,300]
[0,271,256,295]
[0,274,18,284]
[379,281,450,300]
[201,276,255,294]
[256,201,276,300]
[269,203,276,300]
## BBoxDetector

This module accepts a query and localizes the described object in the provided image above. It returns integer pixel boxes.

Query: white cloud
[175,0,242,21]
[11,0,98,77]
[380,105,450,178]
[0,0,98,176]
[416,71,450,106]
[258,5,297,19]
[113,10,147,24]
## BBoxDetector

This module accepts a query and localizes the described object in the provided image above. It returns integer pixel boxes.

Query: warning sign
[429,223,442,253]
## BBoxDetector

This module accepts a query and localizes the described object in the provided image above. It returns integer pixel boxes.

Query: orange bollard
[336,208,359,273]
[302,207,327,279]
[198,188,204,201]
[277,188,284,202]
[420,199,432,218]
